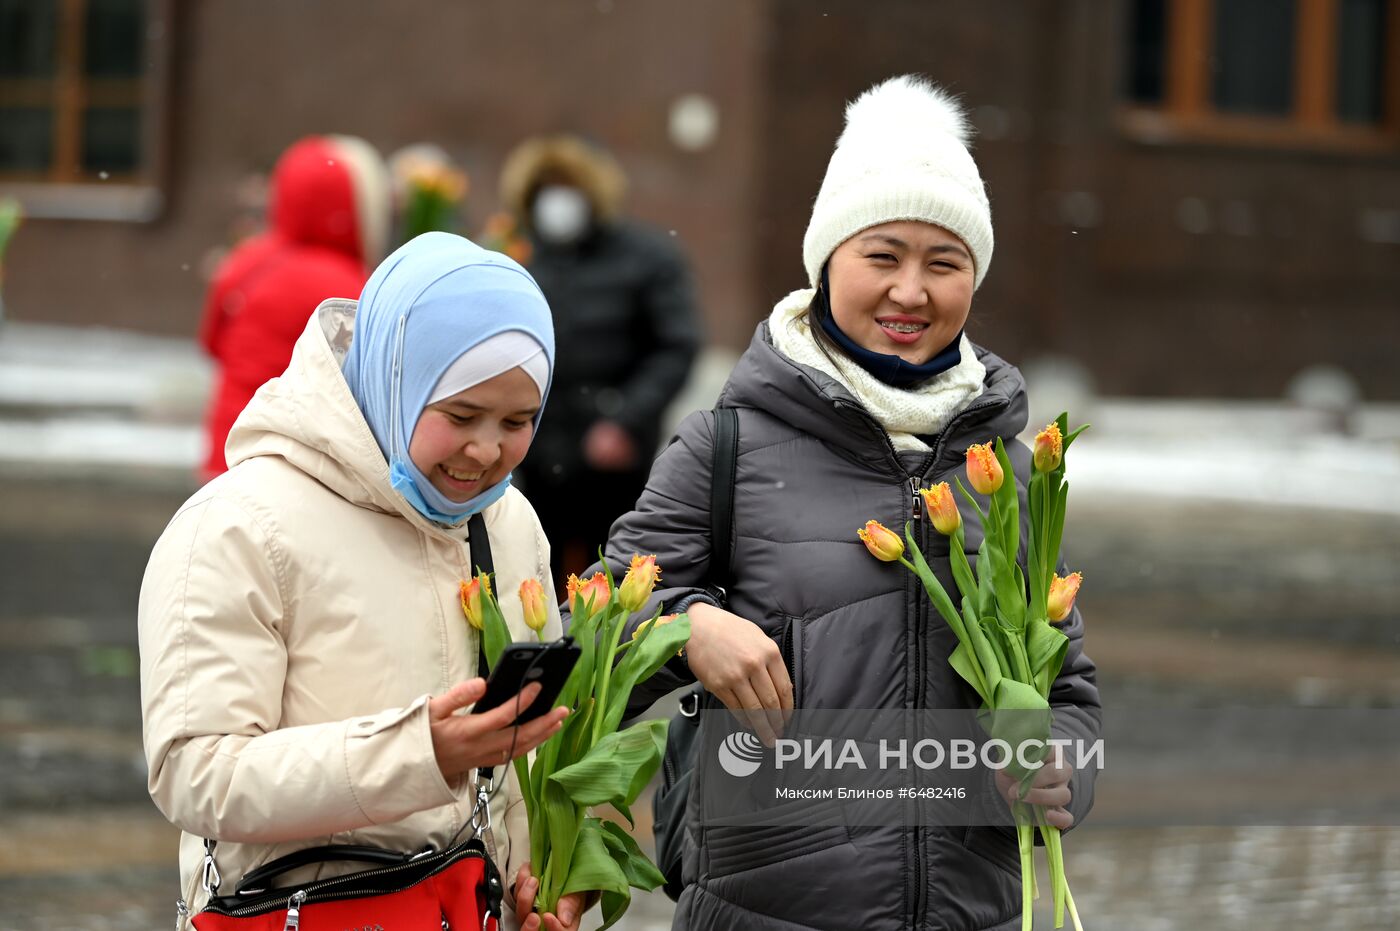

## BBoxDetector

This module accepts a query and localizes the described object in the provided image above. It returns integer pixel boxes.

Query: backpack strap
[709,406,739,599]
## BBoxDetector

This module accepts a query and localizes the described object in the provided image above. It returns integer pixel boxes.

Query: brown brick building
[3,0,1398,398]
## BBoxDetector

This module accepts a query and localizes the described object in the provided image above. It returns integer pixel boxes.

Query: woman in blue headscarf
[140,233,593,931]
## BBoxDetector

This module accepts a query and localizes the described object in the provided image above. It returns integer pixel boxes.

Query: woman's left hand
[512,861,593,931]
[993,742,1075,830]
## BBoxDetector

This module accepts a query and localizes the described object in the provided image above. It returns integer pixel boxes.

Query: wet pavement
[2,473,1398,929]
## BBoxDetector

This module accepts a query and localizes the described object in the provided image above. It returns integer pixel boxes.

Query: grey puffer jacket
[579,321,1100,931]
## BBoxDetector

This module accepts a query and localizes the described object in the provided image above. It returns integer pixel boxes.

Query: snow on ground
[3,322,1398,515]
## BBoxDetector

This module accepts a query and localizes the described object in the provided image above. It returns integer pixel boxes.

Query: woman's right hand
[428,680,569,780]
[684,602,793,747]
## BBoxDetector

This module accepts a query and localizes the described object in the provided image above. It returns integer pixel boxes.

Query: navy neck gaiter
[813,265,965,389]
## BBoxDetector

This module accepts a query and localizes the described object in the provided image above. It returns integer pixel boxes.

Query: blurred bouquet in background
[0,196,22,322]
[478,210,533,266]
[389,143,469,244]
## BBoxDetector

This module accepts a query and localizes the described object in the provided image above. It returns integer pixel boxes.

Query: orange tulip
[519,578,548,634]
[460,576,491,631]
[618,554,662,613]
[567,571,611,612]
[1047,572,1083,623]
[1033,423,1063,474]
[919,483,962,536]
[858,520,905,562]
[966,442,1004,495]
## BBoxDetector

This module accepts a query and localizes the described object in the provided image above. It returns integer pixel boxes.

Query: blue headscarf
[343,232,555,525]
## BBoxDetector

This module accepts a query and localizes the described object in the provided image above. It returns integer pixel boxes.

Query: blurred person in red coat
[198,135,389,481]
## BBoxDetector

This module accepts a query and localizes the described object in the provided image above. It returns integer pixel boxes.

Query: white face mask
[532,185,592,244]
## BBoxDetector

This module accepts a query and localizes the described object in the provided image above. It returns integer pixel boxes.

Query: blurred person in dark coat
[198,135,389,481]
[501,135,702,578]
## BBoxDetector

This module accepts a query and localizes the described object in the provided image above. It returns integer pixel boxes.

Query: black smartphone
[470,637,581,723]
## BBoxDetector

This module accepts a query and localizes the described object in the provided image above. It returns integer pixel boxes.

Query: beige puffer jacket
[139,300,556,926]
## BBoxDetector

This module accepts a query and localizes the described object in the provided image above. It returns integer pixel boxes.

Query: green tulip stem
[1039,474,1055,594]
[592,615,621,746]
[1010,636,1033,687]
[540,856,556,913]
[514,755,534,826]
[1016,803,1035,931]
[1065,883,1083,931]
[948,525,980,605]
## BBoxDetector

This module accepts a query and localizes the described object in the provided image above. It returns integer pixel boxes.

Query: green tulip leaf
[1026,618,1069,688]
[560,818,631,919]
[542,779,581,904]
[597,890,632,930]
[975,535,997,620]
[963,599,1004,693]
[601,618,691,735]
[985,678,1053,783]
[476,573,512,674]
[905,524,963,629]
[949,641,990,705]
[549,719,667,820]
[598,819,668,891]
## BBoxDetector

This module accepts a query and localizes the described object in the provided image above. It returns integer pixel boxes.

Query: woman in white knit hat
[567,76,1101,930]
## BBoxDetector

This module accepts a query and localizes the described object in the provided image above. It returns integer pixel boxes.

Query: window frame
[0,0,174,221]
[1119,0,1400,153]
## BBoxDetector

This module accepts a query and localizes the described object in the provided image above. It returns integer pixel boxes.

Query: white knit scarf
[768,289,986,452]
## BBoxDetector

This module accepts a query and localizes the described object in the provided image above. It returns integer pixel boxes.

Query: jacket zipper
[908,475,926,928]
[832,395,1007,931]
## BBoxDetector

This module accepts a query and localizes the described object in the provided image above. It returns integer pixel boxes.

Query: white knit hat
[802,75,993,291]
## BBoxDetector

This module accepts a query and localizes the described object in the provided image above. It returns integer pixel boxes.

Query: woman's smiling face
[408,366,540,501]
[826,220,976,365]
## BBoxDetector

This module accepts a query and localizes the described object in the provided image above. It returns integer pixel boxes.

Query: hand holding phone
[471,637,581,723]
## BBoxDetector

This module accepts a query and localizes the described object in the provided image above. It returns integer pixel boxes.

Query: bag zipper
[203,843,488,917]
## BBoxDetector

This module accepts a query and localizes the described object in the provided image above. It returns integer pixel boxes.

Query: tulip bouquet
[0,196,21,319]
[478,211,534,266]
[859,414,1088,931]
[460,556,690,929]
[399,160,469,241]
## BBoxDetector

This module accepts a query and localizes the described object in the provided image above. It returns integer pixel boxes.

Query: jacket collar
[720,319,1029,472]
[224,299,473,543]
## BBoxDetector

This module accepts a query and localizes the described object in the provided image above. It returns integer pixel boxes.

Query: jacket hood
[269,135,391,265]
[720,315,1028,472]
[499,135,626,225]
[224,299,449,536]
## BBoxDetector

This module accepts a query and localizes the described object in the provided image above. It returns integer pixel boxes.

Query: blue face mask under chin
[389,457,512,526]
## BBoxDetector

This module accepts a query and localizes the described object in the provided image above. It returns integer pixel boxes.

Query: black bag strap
[709,406,739,597]
[676,406,739,716]
[467,512,494,677]
[467,512,496,784]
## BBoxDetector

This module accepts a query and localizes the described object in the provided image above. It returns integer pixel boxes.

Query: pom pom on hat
[842,75,973,147]
[802,75,994,290]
